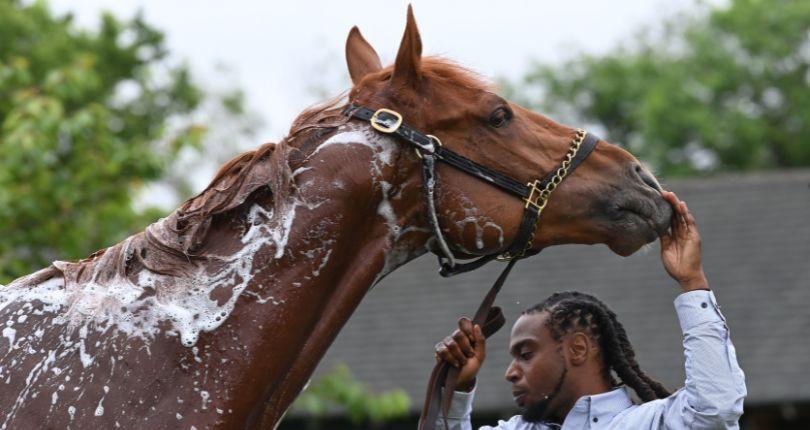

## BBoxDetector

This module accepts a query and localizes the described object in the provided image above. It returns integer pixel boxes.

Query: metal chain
[499,128,588,261]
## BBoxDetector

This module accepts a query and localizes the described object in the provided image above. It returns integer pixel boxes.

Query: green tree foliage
[510,0,810,176]
[291,364,411,428]
[0,0,206,282]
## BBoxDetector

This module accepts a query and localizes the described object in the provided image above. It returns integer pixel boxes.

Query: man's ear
[390,4,422,89]
[567,332,590,366]
[345,26,382,85]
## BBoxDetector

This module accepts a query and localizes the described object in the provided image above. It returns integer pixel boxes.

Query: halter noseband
[344,104,599,275]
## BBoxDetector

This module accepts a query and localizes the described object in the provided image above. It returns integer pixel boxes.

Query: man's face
[505,312,567,422]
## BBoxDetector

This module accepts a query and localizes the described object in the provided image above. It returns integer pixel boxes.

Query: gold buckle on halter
[370,108,403,133]
[523,180,550,211]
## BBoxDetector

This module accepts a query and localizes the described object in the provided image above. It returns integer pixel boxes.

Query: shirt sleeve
[660,289,747,429]
[434,387,475,430]
[435,385,529,430]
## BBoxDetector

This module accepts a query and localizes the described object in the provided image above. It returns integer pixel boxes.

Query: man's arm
[433,321,525,429]
[658,192,746,428]
[434,385,528,430]
[432,320,484,430]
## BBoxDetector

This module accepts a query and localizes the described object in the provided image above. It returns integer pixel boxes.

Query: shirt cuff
[440,385,476,419]
[674,289,726,332]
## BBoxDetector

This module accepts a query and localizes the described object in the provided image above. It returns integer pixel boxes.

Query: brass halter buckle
[370,108,403,133]
[523,179,551,212]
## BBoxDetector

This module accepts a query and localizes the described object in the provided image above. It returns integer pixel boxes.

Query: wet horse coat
[0,8,672,429]
[0,121,431,428]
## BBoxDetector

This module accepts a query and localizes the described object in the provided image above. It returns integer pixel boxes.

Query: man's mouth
[512,390,527,406]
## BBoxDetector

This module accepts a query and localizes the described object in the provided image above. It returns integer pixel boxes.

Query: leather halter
[343,104,598,430]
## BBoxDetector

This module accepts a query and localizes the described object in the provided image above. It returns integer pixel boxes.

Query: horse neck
[199,123,431,426]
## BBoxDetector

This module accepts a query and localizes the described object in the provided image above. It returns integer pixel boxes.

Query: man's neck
[552,374,613,423]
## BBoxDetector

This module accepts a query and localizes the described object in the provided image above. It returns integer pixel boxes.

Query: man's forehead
[509,312,553,348]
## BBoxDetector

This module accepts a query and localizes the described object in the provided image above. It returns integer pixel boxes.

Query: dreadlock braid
[523,291,671,402]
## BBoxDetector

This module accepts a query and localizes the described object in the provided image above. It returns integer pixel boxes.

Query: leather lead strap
[418,259,516,430]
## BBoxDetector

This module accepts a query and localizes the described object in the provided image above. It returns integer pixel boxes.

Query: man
[434,191,746,429]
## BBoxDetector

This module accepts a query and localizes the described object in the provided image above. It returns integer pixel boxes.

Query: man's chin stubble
[520,398,551,423]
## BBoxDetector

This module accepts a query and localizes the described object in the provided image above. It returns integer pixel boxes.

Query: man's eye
[488,107,512,128]
[520,351,533,361]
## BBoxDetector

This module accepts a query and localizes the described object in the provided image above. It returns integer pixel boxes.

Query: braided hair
[523,291,670,402]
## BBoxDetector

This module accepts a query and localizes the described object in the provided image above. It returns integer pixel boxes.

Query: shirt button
[701,302,708,308]
[593,417,599,423]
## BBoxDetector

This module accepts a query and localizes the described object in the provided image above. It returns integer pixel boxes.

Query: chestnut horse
[0,7,671,429]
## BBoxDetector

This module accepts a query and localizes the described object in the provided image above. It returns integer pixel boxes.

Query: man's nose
[505,360,520,383]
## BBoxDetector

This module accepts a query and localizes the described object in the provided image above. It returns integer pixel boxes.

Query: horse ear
[346,26,382,85]
[391,5,422,89]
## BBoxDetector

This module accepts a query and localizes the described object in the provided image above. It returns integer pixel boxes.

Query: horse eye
[488,107,512,128]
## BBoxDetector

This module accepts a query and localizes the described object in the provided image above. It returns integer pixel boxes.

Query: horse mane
[14,94,350,292]
[149,94,352,261]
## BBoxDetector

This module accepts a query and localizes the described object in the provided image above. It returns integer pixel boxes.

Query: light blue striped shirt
[438,290,746,429]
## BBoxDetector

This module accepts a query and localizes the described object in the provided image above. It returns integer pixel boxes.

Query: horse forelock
[356,56,496,95]
[419,56,496,92]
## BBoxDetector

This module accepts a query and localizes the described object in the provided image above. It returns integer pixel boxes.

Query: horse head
[344,6,671,262]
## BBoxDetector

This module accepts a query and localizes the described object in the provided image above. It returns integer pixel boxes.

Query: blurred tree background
[507,0,810,176]
[290,364,411,429]
[0,0,254,283]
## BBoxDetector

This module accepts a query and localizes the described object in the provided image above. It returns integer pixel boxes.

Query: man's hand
[434,317,486,391]
[660,191,710,292]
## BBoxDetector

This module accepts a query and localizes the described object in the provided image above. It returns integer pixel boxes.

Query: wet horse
[0,8,671,429]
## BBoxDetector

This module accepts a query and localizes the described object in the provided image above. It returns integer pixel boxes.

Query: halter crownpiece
[343,104,599,430]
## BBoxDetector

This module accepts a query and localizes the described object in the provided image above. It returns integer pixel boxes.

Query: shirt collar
[588,386,634,421]
[545,386,634,427]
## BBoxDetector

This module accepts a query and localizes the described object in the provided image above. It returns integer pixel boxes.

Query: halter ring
[415,134,442,159]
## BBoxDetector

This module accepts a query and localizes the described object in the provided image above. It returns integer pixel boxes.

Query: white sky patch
[47,0,708,146]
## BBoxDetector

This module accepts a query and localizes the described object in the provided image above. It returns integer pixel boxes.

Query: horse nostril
[633,163,661,192]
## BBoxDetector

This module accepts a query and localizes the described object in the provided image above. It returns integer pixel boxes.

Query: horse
[0,7,672,429]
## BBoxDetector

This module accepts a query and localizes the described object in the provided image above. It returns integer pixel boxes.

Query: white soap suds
[2,327,15,352]
[200,390,210,410]
[0,193,309,349]
[94,385,109,416]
